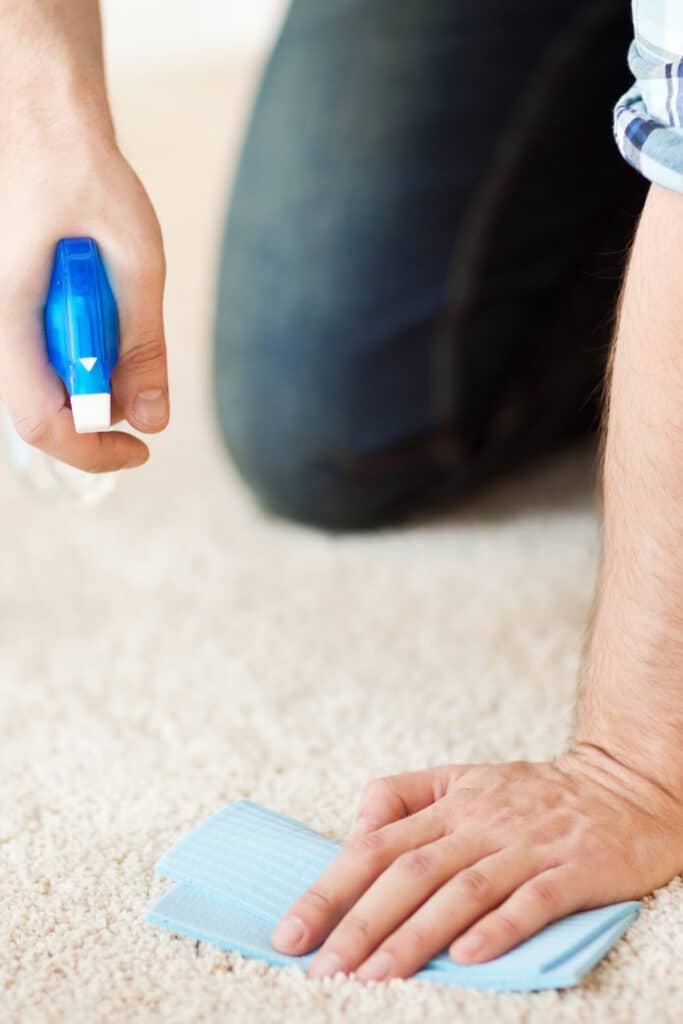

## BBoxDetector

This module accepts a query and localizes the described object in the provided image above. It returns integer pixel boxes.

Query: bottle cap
[70,393,111,434]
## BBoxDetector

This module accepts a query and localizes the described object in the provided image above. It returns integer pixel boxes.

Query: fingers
[17,404,148,472]
[1,318,148,472]
[349,766,461,838]
[0,227,165,470]
[305,832,491,979]
[106,241,170,434]
[449,864,583,964]
[271,807,446,957]
[354,847,539,982]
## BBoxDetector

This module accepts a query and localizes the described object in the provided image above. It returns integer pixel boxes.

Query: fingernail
[308,951,344,980]
[357,950,394,981]
[271,915,306,951]
[134,388,168,427]
[451,932,485,961]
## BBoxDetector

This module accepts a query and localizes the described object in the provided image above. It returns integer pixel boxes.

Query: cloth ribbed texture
[147,801,640,992]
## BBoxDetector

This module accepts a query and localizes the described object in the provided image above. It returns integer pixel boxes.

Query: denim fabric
[213,0,646,530]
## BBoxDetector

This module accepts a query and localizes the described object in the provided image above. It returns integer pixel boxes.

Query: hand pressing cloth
[147,801,639,991]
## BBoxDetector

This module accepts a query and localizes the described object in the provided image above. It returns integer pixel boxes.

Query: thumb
[349,767,455,838]
[108,249,170,434]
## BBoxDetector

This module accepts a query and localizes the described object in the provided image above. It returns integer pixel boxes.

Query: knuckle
[301,886,334,916]
[529,875,557,909]
[451,787,477,814]
[491,912,521,941]
[457,868,492,903]
[343,913,371,939]
[396,850,435,878]
[118,329,166,375]
[360,777,391,804]
[14,413,51,448]
[347,830,386,863]
[401,922,429,948]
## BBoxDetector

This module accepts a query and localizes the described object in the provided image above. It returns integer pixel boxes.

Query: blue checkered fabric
[615,1,683,192]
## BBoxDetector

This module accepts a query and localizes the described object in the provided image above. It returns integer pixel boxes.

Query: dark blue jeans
[213,0,646,530]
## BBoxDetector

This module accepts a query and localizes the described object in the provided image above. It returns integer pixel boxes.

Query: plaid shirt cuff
[614,3,683,194]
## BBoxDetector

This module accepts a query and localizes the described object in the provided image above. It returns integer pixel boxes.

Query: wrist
[2,4,114,152]
[577,635,683,799]
[575,717,683,798]
[560,741,683,825]
[7,64,114,151]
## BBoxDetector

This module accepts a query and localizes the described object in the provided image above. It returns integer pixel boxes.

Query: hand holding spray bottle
[3,237,120,503]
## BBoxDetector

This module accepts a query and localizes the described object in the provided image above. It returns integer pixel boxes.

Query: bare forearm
[0,0,168,472]
[1,0,113,142]
[579,183,683,792]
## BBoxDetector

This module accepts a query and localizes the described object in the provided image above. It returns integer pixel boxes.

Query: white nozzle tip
[71,393,111,433]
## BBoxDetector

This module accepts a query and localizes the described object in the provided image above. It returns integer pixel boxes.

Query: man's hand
[0,0,169,473]
[271,749,683,980]
[272,182,683,981]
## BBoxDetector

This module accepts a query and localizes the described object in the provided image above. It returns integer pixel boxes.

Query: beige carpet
[2,57,682,1024]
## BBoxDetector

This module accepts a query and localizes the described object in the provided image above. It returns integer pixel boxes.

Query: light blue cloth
[147,800,640,992]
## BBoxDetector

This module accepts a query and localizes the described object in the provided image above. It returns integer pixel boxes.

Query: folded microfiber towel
[147,800,640,992]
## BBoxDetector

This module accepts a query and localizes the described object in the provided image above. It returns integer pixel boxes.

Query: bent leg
[213,0,645,530]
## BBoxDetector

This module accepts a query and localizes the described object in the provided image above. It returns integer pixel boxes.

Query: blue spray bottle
[45,237,119,433]
[3,237,120,502]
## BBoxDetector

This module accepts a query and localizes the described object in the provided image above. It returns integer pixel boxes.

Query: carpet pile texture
[2,58,681,1024]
